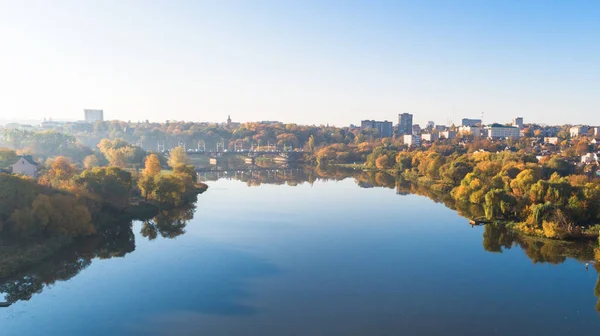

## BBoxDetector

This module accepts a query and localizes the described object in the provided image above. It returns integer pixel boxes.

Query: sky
[0,0,599,127]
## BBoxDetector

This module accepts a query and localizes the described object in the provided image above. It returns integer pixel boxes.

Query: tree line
[364,143,600,240]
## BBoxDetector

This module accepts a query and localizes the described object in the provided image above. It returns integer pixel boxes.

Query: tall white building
[84,109,104,123]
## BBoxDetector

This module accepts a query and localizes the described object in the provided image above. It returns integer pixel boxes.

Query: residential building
[543,126,560,137]
[581,153,599,164]
[421,133,438,142]
[570,126,589,138]
[461,118,482,127]
[486,124,521,139]
[426,121,435,130]
[361,120,393,138]
[398,113,413,135]
[84,109,104,123]
[412,124,421,135]
[11,155,39,178]
[440,130,456,140]
[403,134,420,146]
[459,126,482,137]
[512,117,524,129]
[544,137,560,145]
[593,127,600,139]
[40,119,67,129]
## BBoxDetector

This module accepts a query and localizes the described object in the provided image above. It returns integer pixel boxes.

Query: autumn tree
[307,135,316,152]
[97,138,145,168]
[168,146,190,168]
[138,154,163,199]
[83,155,100,169]
[40,156,78,188]
[375,155,394,169]
[142,154,162,177]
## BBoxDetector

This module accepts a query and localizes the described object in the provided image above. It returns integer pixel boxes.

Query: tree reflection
[141,204,195,240]
[482,224,515,253]
[3,167,600,316]
[0,203,195,305]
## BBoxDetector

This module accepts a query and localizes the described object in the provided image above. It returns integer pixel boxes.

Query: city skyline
[1,1,599,126]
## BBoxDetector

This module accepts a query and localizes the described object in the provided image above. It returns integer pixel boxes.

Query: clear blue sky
[0,0,598,126]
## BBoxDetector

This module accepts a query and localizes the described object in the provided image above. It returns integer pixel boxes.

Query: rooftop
[16,155,38,165]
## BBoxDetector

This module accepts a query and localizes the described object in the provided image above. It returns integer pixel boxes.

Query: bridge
[184,149,305,165]
[186,150,303,157]
[198,168,303,182]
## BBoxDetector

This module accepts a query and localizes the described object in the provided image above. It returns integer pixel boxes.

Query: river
[1,168,600,335]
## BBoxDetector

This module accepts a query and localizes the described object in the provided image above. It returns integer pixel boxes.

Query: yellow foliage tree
[168,147,190,169]
[143,154,162,177]
[83,155,99,169]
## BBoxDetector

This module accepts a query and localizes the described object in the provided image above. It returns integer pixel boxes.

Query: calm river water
[2,169,600,335]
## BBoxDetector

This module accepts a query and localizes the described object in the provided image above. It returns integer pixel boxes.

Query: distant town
[3,111,598,147]
[0,109,600,171]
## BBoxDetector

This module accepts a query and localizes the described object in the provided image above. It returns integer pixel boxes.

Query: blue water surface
[1,178,598,335]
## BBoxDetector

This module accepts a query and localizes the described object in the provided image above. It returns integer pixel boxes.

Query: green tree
[0,148,18,168]
[74,167,133,210]
[152,174,185,206]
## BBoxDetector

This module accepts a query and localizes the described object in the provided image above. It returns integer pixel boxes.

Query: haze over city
[1,0,599,126]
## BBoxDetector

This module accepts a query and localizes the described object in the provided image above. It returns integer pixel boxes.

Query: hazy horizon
[1,0,599,127]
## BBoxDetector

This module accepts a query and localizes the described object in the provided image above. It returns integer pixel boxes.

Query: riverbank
[356,163,600,243]
[0,181,209,282]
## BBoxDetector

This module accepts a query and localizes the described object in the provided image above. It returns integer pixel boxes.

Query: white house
[421,133,438,142]
[11,155,39,178]
[581,153,599,164]
[440,130,456,139]
[458,126,482,137]
[403,134,421,146]
[570,126,589,138]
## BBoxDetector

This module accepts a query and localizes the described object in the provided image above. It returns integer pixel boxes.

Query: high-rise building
[84,109,104,123]
[512,117,524,129]
[361,120,393,138]
[398,113,413,135]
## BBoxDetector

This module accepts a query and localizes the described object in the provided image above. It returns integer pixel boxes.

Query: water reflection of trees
[0,204,196,306]
[198,167,357,187]
[4,167,600,314]
[141,204,195,240]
